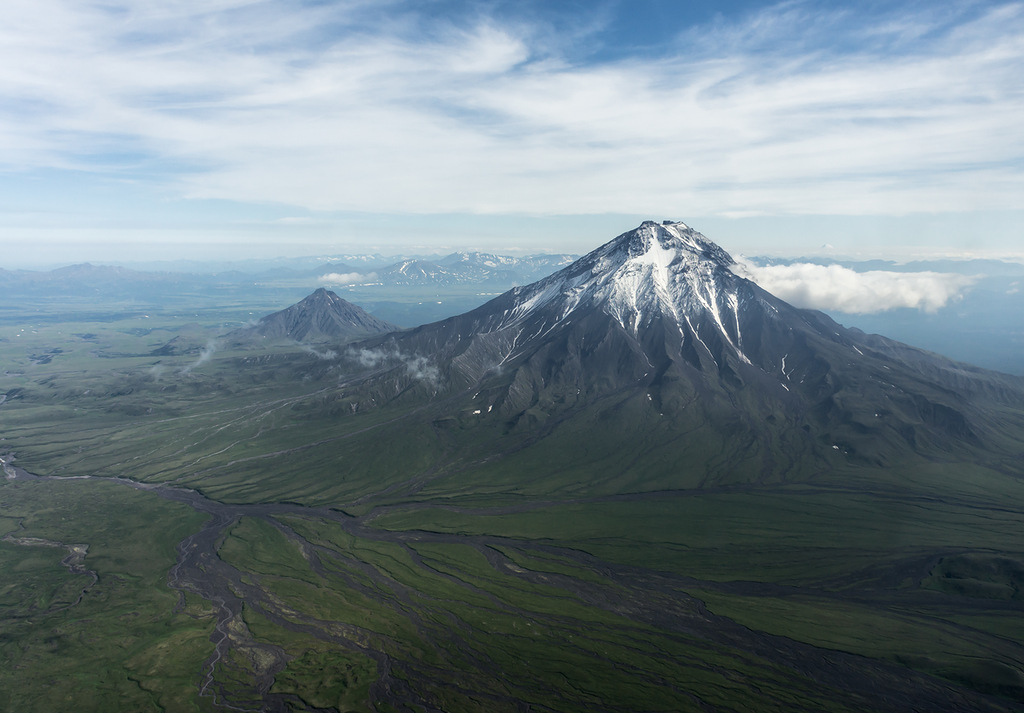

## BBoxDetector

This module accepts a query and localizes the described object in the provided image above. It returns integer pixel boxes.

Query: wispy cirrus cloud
[0,1,1022,219]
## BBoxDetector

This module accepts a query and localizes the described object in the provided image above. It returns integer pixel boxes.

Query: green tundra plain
[2,298,1024,712]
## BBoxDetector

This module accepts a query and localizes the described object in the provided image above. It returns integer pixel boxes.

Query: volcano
[240,288,397,343]
[331,220,1024,491]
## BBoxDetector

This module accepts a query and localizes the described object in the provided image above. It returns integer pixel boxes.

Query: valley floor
[2,306,1024,712]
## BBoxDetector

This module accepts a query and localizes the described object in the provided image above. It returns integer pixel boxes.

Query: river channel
[2,456,1013,713]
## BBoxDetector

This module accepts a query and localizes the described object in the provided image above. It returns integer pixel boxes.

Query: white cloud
[319,271,376,285]
[733,261,977,314]
[1,1,1022,218]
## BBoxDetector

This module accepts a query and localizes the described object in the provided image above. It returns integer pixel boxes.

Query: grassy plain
[2,304,1024,711]
[0,477,212,713]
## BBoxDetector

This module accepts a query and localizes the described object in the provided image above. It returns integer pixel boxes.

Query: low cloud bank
[733,261,976,314]
[320,272,377,286]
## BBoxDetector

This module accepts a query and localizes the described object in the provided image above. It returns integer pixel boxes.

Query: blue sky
[1,0,1022,266]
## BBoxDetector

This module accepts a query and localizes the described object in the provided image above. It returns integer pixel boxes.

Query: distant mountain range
[316,252,577,287]
[0,252,577,292]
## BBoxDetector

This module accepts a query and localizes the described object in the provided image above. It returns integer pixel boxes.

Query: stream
[2,455,427,712]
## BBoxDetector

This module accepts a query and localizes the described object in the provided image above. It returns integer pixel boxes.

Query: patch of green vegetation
[0,477,213,713]
[220,517,319,583]
[0,543,85,613]
[274,647,376,712]
[922,552,1024,600]
[369,488,1024,585]
[690,587,1024,701]
[242,605,377,713]
[362,481,1024,706]
[219,516,431,651]
[490,545,610,587]
[222,516,877,712]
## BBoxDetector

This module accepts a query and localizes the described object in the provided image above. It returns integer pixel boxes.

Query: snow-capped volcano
[337,220,1024,479]
[494,220,755,363]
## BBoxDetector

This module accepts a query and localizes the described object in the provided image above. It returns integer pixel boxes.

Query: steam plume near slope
[301,345,338,360]
[347,347,439,385]
[351,348,390,369]
[179,339,217,374]
[732,261,976,314]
